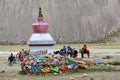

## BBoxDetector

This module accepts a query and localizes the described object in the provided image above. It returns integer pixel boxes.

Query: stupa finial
[38,7,44,22]
[38,7,43,18]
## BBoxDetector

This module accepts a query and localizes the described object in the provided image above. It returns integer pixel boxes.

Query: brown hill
[0,0,120,44]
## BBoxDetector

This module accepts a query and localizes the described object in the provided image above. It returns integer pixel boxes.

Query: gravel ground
[0,51,120,80]
[0,58,120,80]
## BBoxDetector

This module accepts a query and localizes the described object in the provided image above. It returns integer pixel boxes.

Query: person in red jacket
[82,44,88,53]
[80,44,90,58]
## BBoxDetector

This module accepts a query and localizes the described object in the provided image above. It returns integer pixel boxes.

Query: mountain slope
[0,0,120,44]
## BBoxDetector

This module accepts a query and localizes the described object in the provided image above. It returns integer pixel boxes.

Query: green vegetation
[88,28,120,44]
[55,28,120,44]
[0,44,120,52]
[0,45,29,52]
[0,41,27,45]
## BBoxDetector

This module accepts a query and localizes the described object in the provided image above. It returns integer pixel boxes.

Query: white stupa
[28,8,55,56]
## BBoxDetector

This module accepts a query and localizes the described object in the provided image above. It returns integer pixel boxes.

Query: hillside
[0,0,120,44]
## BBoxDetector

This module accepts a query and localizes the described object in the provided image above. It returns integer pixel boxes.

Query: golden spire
[38,7,43,18]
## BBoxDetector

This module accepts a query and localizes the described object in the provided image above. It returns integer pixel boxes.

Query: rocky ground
[0,60,120,80]
[0,50,120,80]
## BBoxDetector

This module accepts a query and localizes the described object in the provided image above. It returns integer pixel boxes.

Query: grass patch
[0,45,29,52]
[0,44,120,52]
[54,44,120,49]
[0,56,8,58]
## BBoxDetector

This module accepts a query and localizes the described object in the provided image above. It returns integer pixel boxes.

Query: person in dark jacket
[67,45,73,57]
[63,45,67,53]
[59,49,66,57]
[8,53,15,66]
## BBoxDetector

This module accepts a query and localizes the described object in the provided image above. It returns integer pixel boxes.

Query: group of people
[54,44,90,58]
[16,49,29,61]
[8,44,90,66]
[8,49,29,66]
[55,45,78,58]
